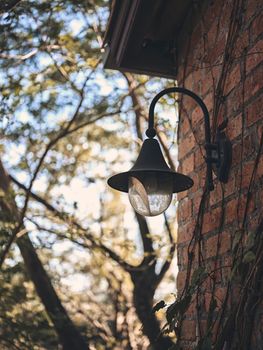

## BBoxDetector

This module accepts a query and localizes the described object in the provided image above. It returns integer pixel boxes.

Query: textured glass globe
[128,172,173,216]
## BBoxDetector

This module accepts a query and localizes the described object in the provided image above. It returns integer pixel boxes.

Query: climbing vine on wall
[155,0,263,349]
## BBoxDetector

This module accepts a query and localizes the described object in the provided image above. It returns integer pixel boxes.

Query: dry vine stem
[155,0,263,349]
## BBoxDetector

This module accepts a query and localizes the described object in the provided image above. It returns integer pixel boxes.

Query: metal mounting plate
[212,131,232,183]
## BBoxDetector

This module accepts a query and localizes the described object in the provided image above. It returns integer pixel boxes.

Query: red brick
[180,133,196,158]
[186,296,197,316]
[214,287,227,308]
[175,1,263,347]
[190,23,203,53]
[232,143,242,167]
[233,30,249,57]
[222,256,233,282]
[181,153,195,174]
[210,182,223,206]
[258,125,263,143]
[226,84,243,115]
[178,199,192,223]
[243,133,256,158]
[246,39,263,74]
[212,321,221,342]
[177,270,187,293]
[227,113,242,139]
[181,93,198,115]
[232,136,255,167]
[207,259,222,284]
[216,104,228,129]
[190,172,200,194]
[177,190,188,201]
[205,231,231,259]
[206,36,226,65]
[241,160,255,189]
[256,154,263,181]
[194,147,205,169]
[192,193,203,215]
[224,174,236,198]
[178,221,195,243]
[202,1,224,34]
[220,231,232,255]
[250,14,263,43]
[192,69,202,91]
[180,320,196,341]
[200,71,214,97]
[224,64,241,95]
[225,198,238,224]
[180,115,191,137]
[230,286,242,305]
[207,19,220,48]
[203,207,222,234]
[203,92,214,114]
[205,234,219,258]
[245,65,263,102]
[225,195,255,225]
[211,65,221,89]
[184,72,194,91]
[247,214,262,233]
[197,165,207,189]
[192,105,203,127]
[178,245,189,267]
[246,94,263,127]
[245,0,263,23]
[204,291,212,313]
[242,193,255,218]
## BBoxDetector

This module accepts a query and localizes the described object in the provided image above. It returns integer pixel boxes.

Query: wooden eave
[103,0,192,79]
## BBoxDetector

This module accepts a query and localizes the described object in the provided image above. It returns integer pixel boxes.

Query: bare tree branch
[0,159,89,349]
[0,0,21,13]
[9,175,137,272]
[123,72,146,140]
[64,109,122,137]
[155,213,176,286]
[0,69,97,268]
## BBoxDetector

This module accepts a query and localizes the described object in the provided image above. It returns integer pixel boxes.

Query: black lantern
[108,87,232,217]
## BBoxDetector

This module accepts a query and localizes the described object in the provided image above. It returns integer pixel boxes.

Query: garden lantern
[108,87,232,216]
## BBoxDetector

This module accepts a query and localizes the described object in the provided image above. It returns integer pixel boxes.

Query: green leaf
[152,300,166,313]
[243,251,256,264]
[166,294,191,323]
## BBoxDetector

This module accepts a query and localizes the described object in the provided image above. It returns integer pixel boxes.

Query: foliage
[0,261,58,349]
[0,1,178,349]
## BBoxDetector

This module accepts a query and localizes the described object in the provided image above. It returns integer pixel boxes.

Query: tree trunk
[17,235,88,350]
[129,214,174,349]
[132,272,174,350]
[0,159,89,350]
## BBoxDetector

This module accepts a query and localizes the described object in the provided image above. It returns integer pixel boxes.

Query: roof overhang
[103,0,192,79]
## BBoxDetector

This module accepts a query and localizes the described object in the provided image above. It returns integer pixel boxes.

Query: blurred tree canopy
[0,1,178,349]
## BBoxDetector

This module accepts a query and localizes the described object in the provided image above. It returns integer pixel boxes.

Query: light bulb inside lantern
[128,172,173,216]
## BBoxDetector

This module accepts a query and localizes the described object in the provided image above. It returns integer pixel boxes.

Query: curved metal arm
[146,87,214,191]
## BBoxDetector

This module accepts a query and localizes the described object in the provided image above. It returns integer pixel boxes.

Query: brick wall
[176,0,262,348]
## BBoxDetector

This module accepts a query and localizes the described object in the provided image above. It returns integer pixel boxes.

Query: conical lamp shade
[108,138,193,193]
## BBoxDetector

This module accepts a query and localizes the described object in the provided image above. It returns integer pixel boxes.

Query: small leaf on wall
[152,300,166,313]
[243,251,256,264]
